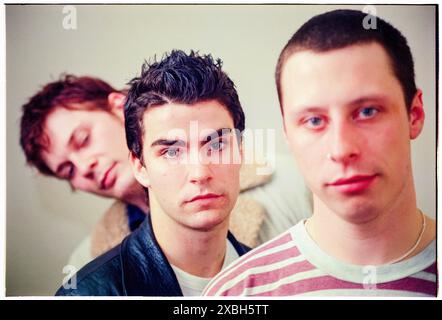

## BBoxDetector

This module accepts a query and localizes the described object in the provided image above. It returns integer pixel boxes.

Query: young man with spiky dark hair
[56,50,251,296]
[204,9,436,297]
[20,74,310,270]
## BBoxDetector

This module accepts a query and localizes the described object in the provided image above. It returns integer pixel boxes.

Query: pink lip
[327,174,378,193]
[100,163,117,190]
[186,193,222,203]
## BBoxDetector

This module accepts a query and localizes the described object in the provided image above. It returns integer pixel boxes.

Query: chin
[333,202,380,224]
[186,209,229,231]
[91,189,115,199]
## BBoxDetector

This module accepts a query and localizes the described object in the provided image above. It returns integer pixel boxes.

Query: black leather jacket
[56,216,250,296]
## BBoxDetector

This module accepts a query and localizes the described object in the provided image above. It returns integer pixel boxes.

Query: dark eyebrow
[290,107,326,119]
[290,95,389,118]
[150,139,186,148]
[150,128,233,148]
[202,128,233,144]
[348,95,389,106]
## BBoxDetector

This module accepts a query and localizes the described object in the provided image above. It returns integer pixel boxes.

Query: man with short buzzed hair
[204,9,436,297]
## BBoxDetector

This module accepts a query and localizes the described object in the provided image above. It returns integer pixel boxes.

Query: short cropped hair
[125,50,245,161]
[275,9,417,113]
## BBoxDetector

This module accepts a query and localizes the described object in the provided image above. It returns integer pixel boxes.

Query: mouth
[186,193,223,203]
[100,163,117,190]
[327,174,378,194]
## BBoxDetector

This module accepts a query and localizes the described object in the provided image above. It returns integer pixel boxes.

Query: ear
[408,89,425,140]
[129,152,150,188]
[108,92,126,120]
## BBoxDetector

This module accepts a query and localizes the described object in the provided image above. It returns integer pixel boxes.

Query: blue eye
[309,117,322,125]
[163,148,181,159]
[304,116,325,129]
[210,141,224,151]
[207,140,226,155]
[358,107,378,119]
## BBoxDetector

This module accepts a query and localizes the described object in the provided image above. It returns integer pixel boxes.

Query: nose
[188,162,213,185]
[72,154,98,181]
[328,120,360,165]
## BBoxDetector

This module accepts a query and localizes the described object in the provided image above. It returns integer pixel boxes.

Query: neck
[307,176,431,265]
[123,184,149,213]
[150,200,230,278]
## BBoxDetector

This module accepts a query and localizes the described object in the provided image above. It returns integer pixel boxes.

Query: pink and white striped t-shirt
[203,220,437,297]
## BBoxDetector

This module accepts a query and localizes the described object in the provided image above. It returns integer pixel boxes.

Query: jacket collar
[120,215,249,296]
[121,215,183,296]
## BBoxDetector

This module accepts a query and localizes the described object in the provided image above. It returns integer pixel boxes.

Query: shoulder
[204,229,302,296]
[91,200,131,258]
[56,244,124,296]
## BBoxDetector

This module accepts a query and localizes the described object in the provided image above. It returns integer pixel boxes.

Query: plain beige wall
[6,4,436,295]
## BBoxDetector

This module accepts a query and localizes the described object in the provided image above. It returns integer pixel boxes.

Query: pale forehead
[142,100,235,142]
[285,42,393,71]
[281,42,401,109]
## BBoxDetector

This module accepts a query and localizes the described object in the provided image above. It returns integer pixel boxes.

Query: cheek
[106,139,127,157]
[220,164,241,192]
[287,130,321,167]
[286,130,325,187]
[293,151,321,187]
[362,115,408,147]
[70,178,94,192]
[211,163,239,182]
[148,163,183,194]
[98,123,128,155]
[370,126,411,172]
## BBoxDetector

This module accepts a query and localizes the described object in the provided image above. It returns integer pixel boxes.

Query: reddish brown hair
[20,74,120,176]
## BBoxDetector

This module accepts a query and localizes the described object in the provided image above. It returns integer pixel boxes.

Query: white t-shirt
[171,239,239,296]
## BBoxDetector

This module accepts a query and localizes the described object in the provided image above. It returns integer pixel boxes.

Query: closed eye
[58,162,75,180]
[75,130,90,148]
